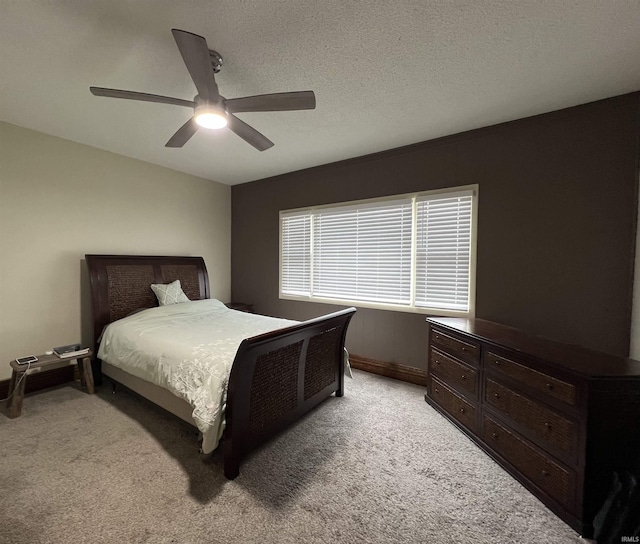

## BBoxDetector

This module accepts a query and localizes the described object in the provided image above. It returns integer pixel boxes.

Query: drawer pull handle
[461,347,467,352]
[541,470,550,477]
[434,360,440,365]
[546,383,554,390]
[459,408,465,414]
[435,388,439,393]
[544,422,552,430]
[461,374,467,380]
[493,360,501,366]
[492,432,499,439]
[493,393,500,399]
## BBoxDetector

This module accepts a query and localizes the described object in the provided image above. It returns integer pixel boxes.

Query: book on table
[53,344,90,358]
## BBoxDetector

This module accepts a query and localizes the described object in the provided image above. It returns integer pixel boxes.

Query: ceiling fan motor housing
[209,50,223,73]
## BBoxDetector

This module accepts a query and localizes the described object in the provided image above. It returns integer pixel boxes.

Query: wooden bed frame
[85,254,356,479]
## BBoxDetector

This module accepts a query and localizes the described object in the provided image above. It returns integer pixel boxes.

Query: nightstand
[6,350,94,418]
[225,302,254,313]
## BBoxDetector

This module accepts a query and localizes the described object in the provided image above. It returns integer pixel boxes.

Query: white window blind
[312,199,413,304]
[415,191,473,311]
[280,186,476,315]
[281,213,311,296]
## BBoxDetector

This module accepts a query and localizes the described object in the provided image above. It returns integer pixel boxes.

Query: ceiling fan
[90,29,316,151]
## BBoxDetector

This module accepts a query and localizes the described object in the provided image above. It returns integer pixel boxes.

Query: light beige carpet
[0,370,582,544]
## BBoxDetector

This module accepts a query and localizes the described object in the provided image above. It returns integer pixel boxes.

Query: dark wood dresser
[425,317,640,538]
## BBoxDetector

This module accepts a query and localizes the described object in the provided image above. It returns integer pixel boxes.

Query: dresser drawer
[483,415,575,511]
[428,376,477,432]
[485,379,577,459]
[431,328,480,366]
[430,348,478,398]
[485,351,576,406]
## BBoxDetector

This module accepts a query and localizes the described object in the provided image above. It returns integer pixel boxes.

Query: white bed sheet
[97,298,297,453]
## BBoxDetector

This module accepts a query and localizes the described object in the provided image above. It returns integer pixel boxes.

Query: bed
[85,254,356,479]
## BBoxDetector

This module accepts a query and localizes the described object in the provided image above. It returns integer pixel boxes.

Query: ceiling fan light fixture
[194,105,228,129]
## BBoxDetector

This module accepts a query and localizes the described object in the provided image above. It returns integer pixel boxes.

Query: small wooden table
[6,350,94,418]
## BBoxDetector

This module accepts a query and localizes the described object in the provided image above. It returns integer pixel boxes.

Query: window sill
[279,293,474,317]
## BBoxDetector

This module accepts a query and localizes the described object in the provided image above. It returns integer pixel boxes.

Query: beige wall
[0,122,230,381]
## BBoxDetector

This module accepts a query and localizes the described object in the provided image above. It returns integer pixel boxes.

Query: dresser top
[428,317,640,378]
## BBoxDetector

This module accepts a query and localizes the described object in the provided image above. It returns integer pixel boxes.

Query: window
[280,212,311,296]
[280,185,477,316]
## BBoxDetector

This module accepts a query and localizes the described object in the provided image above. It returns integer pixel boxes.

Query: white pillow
[150,279,190,306]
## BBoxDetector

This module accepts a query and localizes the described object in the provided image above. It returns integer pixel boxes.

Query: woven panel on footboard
[160,265,201,300]
[248,341,303,439]
[106,265,156,322]
[304,326,341,401]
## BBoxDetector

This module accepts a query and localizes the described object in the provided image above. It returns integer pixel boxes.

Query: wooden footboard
[223,307,356,479]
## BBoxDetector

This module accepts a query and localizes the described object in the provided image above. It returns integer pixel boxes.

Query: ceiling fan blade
[171,29,220,102]
[228,114,274,151]
[90,87,195,108]
[225,91,316,113]
[165,117,199,148]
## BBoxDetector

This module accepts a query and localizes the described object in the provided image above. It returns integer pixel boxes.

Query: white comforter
[97,299,297,454]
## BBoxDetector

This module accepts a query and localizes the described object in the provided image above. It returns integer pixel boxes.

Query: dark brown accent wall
[232,93,640,369]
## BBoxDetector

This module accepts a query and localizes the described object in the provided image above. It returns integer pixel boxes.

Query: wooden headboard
[85,254,210,350]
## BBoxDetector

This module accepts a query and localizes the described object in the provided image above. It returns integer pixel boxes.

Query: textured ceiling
[1,1,640,186]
